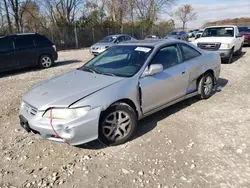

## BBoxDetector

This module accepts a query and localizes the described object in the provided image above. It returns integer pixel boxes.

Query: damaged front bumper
[19,103,102,146]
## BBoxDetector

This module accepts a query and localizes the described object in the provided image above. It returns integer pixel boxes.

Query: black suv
[0,33,58,72]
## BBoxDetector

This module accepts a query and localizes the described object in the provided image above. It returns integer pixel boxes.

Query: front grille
[197,43,221,51]
[23,102,38,116]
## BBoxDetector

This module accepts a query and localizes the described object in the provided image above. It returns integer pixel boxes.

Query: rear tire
[98,103,137,146]
[198,73,214,99]
[39,54,53,69]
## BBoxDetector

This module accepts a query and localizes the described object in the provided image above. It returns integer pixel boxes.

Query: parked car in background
[191,29,199,37]
[239,27,250,46]
[165,31,188,41]
[195,30,204,39]
[145,35,160,40]
[238,27,250,33]
[90,34,135,56]
[192,25,244,64]
[0,33,57,72]
[187,30,193,38]
[19,39,221,146]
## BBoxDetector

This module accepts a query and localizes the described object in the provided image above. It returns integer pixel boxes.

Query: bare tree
[19,0,40,32]
[135,0,175,22]
[9,0,21,32]
[106,0,129,26]
[175,4,197,30]
[0,3,3,30]
[3,0,13,33]
[41,0,83,26]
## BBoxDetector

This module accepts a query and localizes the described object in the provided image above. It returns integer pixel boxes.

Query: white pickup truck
[192,25,244,63]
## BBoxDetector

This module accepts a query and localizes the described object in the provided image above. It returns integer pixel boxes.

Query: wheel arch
[196,69,215,90]
[101,98,139,119]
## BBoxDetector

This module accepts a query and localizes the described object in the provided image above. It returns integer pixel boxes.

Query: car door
[178,43,203,93]
[14,36,37,68]
[139,45,189,114]
[0,37,17,71]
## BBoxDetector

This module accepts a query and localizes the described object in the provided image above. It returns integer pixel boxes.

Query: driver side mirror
[142,64,163,77]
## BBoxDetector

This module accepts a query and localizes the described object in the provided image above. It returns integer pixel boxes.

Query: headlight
[220,43,231,49]
[43,106,91,120]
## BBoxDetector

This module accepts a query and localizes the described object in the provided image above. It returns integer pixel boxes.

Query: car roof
[107,34,129,37]
[206,25,237,28]
[0,33,39,39]
[119,39,185,47]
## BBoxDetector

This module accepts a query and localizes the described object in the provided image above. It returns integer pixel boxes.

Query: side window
[115,36,125,43]
[180,44,201,61]
[15,36,34,50]
[0,38,13,52]
[151,45,181,69]
[125,36,131,41]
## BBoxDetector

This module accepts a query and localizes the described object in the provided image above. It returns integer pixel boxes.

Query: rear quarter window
[35,35,53,46]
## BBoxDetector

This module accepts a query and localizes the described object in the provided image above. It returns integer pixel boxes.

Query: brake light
[52,45,57,51]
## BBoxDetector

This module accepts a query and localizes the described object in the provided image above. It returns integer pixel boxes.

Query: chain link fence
[39,27,173,50]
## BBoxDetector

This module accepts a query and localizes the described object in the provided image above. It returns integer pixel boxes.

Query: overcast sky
[166,0,250,29]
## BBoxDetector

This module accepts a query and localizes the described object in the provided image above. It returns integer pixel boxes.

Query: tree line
[204,17,250,27]
[0,0,198,35]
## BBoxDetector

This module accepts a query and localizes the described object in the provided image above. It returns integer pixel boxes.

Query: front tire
[39,54,53,69]
[198,73,214,99]
[98,103,137,146]
[225,49,233,64]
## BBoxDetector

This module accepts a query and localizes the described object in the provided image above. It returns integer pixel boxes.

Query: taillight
[52,45,57,51]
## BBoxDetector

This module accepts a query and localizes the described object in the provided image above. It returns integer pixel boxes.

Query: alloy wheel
[204,76,213,95]
[102,111,132,141]
[41,56,52,68]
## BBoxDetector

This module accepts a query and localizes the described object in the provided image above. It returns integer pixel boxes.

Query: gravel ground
[0,47,250,188]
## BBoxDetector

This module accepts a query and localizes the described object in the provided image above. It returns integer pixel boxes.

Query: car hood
[23,70,124,111]
[193,37,234,43]
[91,42,113,48]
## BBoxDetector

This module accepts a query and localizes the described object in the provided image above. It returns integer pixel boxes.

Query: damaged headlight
[43,106,91,120]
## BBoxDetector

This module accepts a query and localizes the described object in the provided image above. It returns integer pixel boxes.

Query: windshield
[80,45,153,77]
[100,36,117,43]
[202,27,234,37]
[169,31,180,35]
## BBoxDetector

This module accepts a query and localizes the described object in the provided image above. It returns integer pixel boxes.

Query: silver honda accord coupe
[19,39,221,146]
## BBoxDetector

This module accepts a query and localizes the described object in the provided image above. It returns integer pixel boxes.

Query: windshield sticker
[135,47,151,53]
[225,28,233,30]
